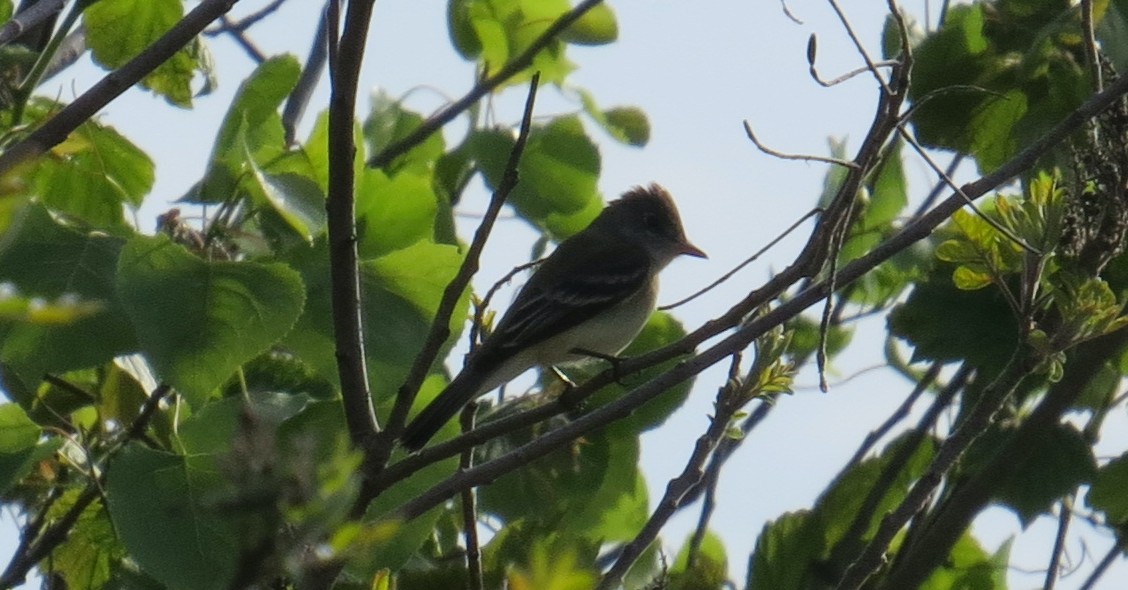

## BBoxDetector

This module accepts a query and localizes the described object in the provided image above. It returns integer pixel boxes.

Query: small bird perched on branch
[400,183,706,450]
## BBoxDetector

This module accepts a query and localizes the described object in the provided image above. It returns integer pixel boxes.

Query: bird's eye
[642,212,661,231]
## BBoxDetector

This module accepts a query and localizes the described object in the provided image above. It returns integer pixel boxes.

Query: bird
[400,183,706,450]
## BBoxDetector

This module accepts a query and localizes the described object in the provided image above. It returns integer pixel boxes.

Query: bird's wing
[483,238,652,360]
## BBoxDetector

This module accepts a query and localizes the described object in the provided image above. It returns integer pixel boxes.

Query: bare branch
[1044,496,1074,590]
[459,403,484,590]
[743,120,859,168]
[601,354,746,590]
[327,0,380,449]
[282,1,330,144]
[661,207,820,311]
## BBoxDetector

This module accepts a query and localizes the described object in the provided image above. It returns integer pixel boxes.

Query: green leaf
[988,423,1096,525]
[817,433,937,550]
[747,511,823,590]
[479,430,643,542]
[603,107,650,146]
[452,0,577,84]
[364,91,445,174]
[105,444,237,590]
[245,149,327,244]
[669,531,727,590]
[0,205,135,381]
[116,235,306,406]
[356,169,438,256]
[561,3,618,45]
[472,117,602,239]
[447,0,482,58]
[53,498,123,590]
[888,266,1019,373]
[283,240,468,400]
[83,0,196,106]
[968,90,1027,173]
[918,532,1008,590]
[1087,452,1128,524]
[196,56,301,203]
[0,403,61,494]
[577,90,650,146]
[32,121,154,227]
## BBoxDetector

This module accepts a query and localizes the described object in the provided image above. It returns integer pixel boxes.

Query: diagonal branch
[375,73,541,464]
[0,0,245,175]
[367,0,603,168]
[282,1,330,144]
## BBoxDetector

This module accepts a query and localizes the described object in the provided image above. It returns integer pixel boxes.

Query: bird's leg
[570,347,628,385]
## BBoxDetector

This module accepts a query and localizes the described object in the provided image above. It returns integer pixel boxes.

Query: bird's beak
[680,239,707,259]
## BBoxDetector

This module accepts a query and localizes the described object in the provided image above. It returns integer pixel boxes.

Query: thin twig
[377,74,542,457]
[686,357,744,571]
[842,362,941,469]
[327,0,380,452]
[660,207,821,311]
[0,0,246,175]
[1081,0,1102,94]
[1077,543,1121,590]
[459,403,484,590]
[912,154,964,218]
[206,0,287,33]
[368,0,604,167]
[743,120,859,169]
[282,1,330,144]
[596,354,746,590]
[1043,495,1073,590]
[215,15,266,63]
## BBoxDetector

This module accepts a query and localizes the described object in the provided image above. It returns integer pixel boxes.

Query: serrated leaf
[116,235,306,406]
[32,120,154,227]
[0,403,59,493]
[83,0,196,106]
[991,423,1096,525]
[105,444,237,590]
[1087,452,1128,524]
[0,205,136,380]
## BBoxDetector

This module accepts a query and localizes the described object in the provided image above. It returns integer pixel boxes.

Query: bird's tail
[400,368,487,451]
